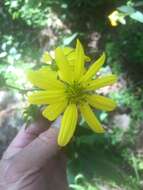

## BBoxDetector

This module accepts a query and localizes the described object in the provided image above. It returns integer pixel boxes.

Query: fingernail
[51,116,62,129]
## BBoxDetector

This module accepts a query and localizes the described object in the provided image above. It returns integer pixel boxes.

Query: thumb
[15,118,61,170]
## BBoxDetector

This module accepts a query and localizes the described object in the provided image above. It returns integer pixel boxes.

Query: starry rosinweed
[27,39,117,146]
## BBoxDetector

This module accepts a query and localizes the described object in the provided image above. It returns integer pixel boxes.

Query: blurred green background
[0,0,143,189]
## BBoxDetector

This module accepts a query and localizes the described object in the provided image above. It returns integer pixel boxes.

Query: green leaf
[138,161,143,170]
[118,5,135,15]
[99,112,108,122]
[63,33,78,46]
[69,184,84,190]
[10,0,19,8]
[130,11,143,23]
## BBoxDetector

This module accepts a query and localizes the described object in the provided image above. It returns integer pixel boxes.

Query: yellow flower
[108,10,126,27]
[27,40,117,146]
[41,51,53,64]
[42,47,91,66]
[108,10,120,27]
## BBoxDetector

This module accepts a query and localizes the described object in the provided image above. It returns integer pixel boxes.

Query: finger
[43,152,68,189]
[15,117,61,170]
[11,116,50,147]
[3,116,51,159]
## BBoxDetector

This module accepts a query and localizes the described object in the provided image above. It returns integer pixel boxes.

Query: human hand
[0,116,68,190]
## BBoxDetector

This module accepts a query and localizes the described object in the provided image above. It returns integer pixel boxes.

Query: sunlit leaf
[118,5,135,14]
[130,11,143,23]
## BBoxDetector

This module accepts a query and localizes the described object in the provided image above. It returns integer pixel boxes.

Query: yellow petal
[42,51,53,64]
[27,66,57,81]
[87,95,117,111]
[85,74,117,90]
[58,104,78,146]
[66,52,76,65]
[28,90,66,105]
[27,69,64,90]
[79,103,104,133]
[62,48,75,69]
[63,47,90,62]
[80,53,106,82]
[42,100,68,121]
[63,47,74,56]
[84,55,91,62]
[74,39,85,81]
[62,46,90,68]
[108,11,119,27]
[37,66,57,79]
[55,47,73,83]
[110,20,118,27]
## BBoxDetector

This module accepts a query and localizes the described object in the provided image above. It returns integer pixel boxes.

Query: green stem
[131,153,140,183]
[5,84,34,94]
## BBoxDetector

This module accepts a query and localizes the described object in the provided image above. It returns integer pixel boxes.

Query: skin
[0,117,69,190]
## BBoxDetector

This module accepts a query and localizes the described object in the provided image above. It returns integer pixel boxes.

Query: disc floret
[65,81,88,104]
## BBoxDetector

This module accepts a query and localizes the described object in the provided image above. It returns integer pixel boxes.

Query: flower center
[65,81,88,104]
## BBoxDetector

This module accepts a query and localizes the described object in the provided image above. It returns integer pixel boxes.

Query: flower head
[108,10,126,27]
[27,40,117,146]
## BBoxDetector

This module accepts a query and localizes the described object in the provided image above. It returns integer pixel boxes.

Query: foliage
[4,0,52,27]
[108,1,143,26]
[118,23,143,68]
[118,3,143,24]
